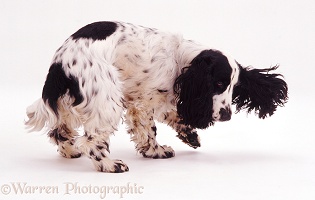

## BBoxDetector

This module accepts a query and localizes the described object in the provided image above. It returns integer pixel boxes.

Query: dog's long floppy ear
[174,51,215,129]
[232,65,288,118]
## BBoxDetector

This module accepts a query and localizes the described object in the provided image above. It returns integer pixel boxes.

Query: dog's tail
[25,98,58,132]
[25,62,84,132]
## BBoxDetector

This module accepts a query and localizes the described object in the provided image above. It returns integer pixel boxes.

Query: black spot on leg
[164,151,174,158]
[99,164,104,172]
[103,141,110,153]
[95,156,102,162]
[222,100,226,105]
[151,126,157,132]
[143,69,149,73]
[96,145,104,150]
[89,150,95,156]
[163,113,169,120]
[151,126,157,136]
[48,128,68,145]
[113,163,126,173]
[87,135,93,141]
[71,153,82,159]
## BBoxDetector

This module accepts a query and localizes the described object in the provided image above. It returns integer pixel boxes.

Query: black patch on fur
[114,162,129,173]
[174,50,232,129]
[72,59,77,66]
[71,21,117,41]
[232,65,288,118]
[151,126,157,133]
[48,128,68,145]
[96,145,104,150]
[158,89,168,93]
[95,156,102,162]
[71,153,82,159]
[42,63,83,115]
[177,127,200,149]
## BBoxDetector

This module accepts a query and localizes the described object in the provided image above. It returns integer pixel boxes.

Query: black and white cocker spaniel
[25,21,288,173]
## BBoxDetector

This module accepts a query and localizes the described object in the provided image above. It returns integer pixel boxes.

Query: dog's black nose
[219,108,231,121]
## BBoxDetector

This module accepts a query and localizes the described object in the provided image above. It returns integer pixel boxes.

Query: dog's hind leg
[74,130,129,173]
[48,124,82,159]
[126,106,175,159]
[157,110,201,149]
[69,63,128,172]
[47,108,83,159]
[73,101,128,172]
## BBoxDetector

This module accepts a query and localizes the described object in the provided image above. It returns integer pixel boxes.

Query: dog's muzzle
[219,108,232,121]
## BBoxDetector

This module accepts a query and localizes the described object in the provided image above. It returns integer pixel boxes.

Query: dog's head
[174,50,288,129]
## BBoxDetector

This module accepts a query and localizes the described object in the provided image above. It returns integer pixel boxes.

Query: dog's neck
[176,39,208,70]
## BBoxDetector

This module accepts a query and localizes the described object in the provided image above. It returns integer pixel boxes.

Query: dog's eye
[216,81,224,88]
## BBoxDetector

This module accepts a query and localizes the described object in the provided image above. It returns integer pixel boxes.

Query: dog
[25,21,288,173]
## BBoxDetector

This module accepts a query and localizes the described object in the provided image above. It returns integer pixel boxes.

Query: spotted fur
[25,21,288,173]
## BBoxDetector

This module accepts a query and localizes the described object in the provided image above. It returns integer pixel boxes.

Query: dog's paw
[58,150,82,159]
[177,131,200,149]
[58,143,82,159]
[96,159,129,173]
[112,160,129,173]
[142,145,175,159]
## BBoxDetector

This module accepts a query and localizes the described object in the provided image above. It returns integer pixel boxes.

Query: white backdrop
[1,0,315,199]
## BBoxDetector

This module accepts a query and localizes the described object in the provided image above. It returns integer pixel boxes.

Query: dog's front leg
[158,111,201,149]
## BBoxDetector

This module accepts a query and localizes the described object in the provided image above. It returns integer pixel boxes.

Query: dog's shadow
[175,150,290,165]
[25,149,291,173]
[26,155,93,173]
